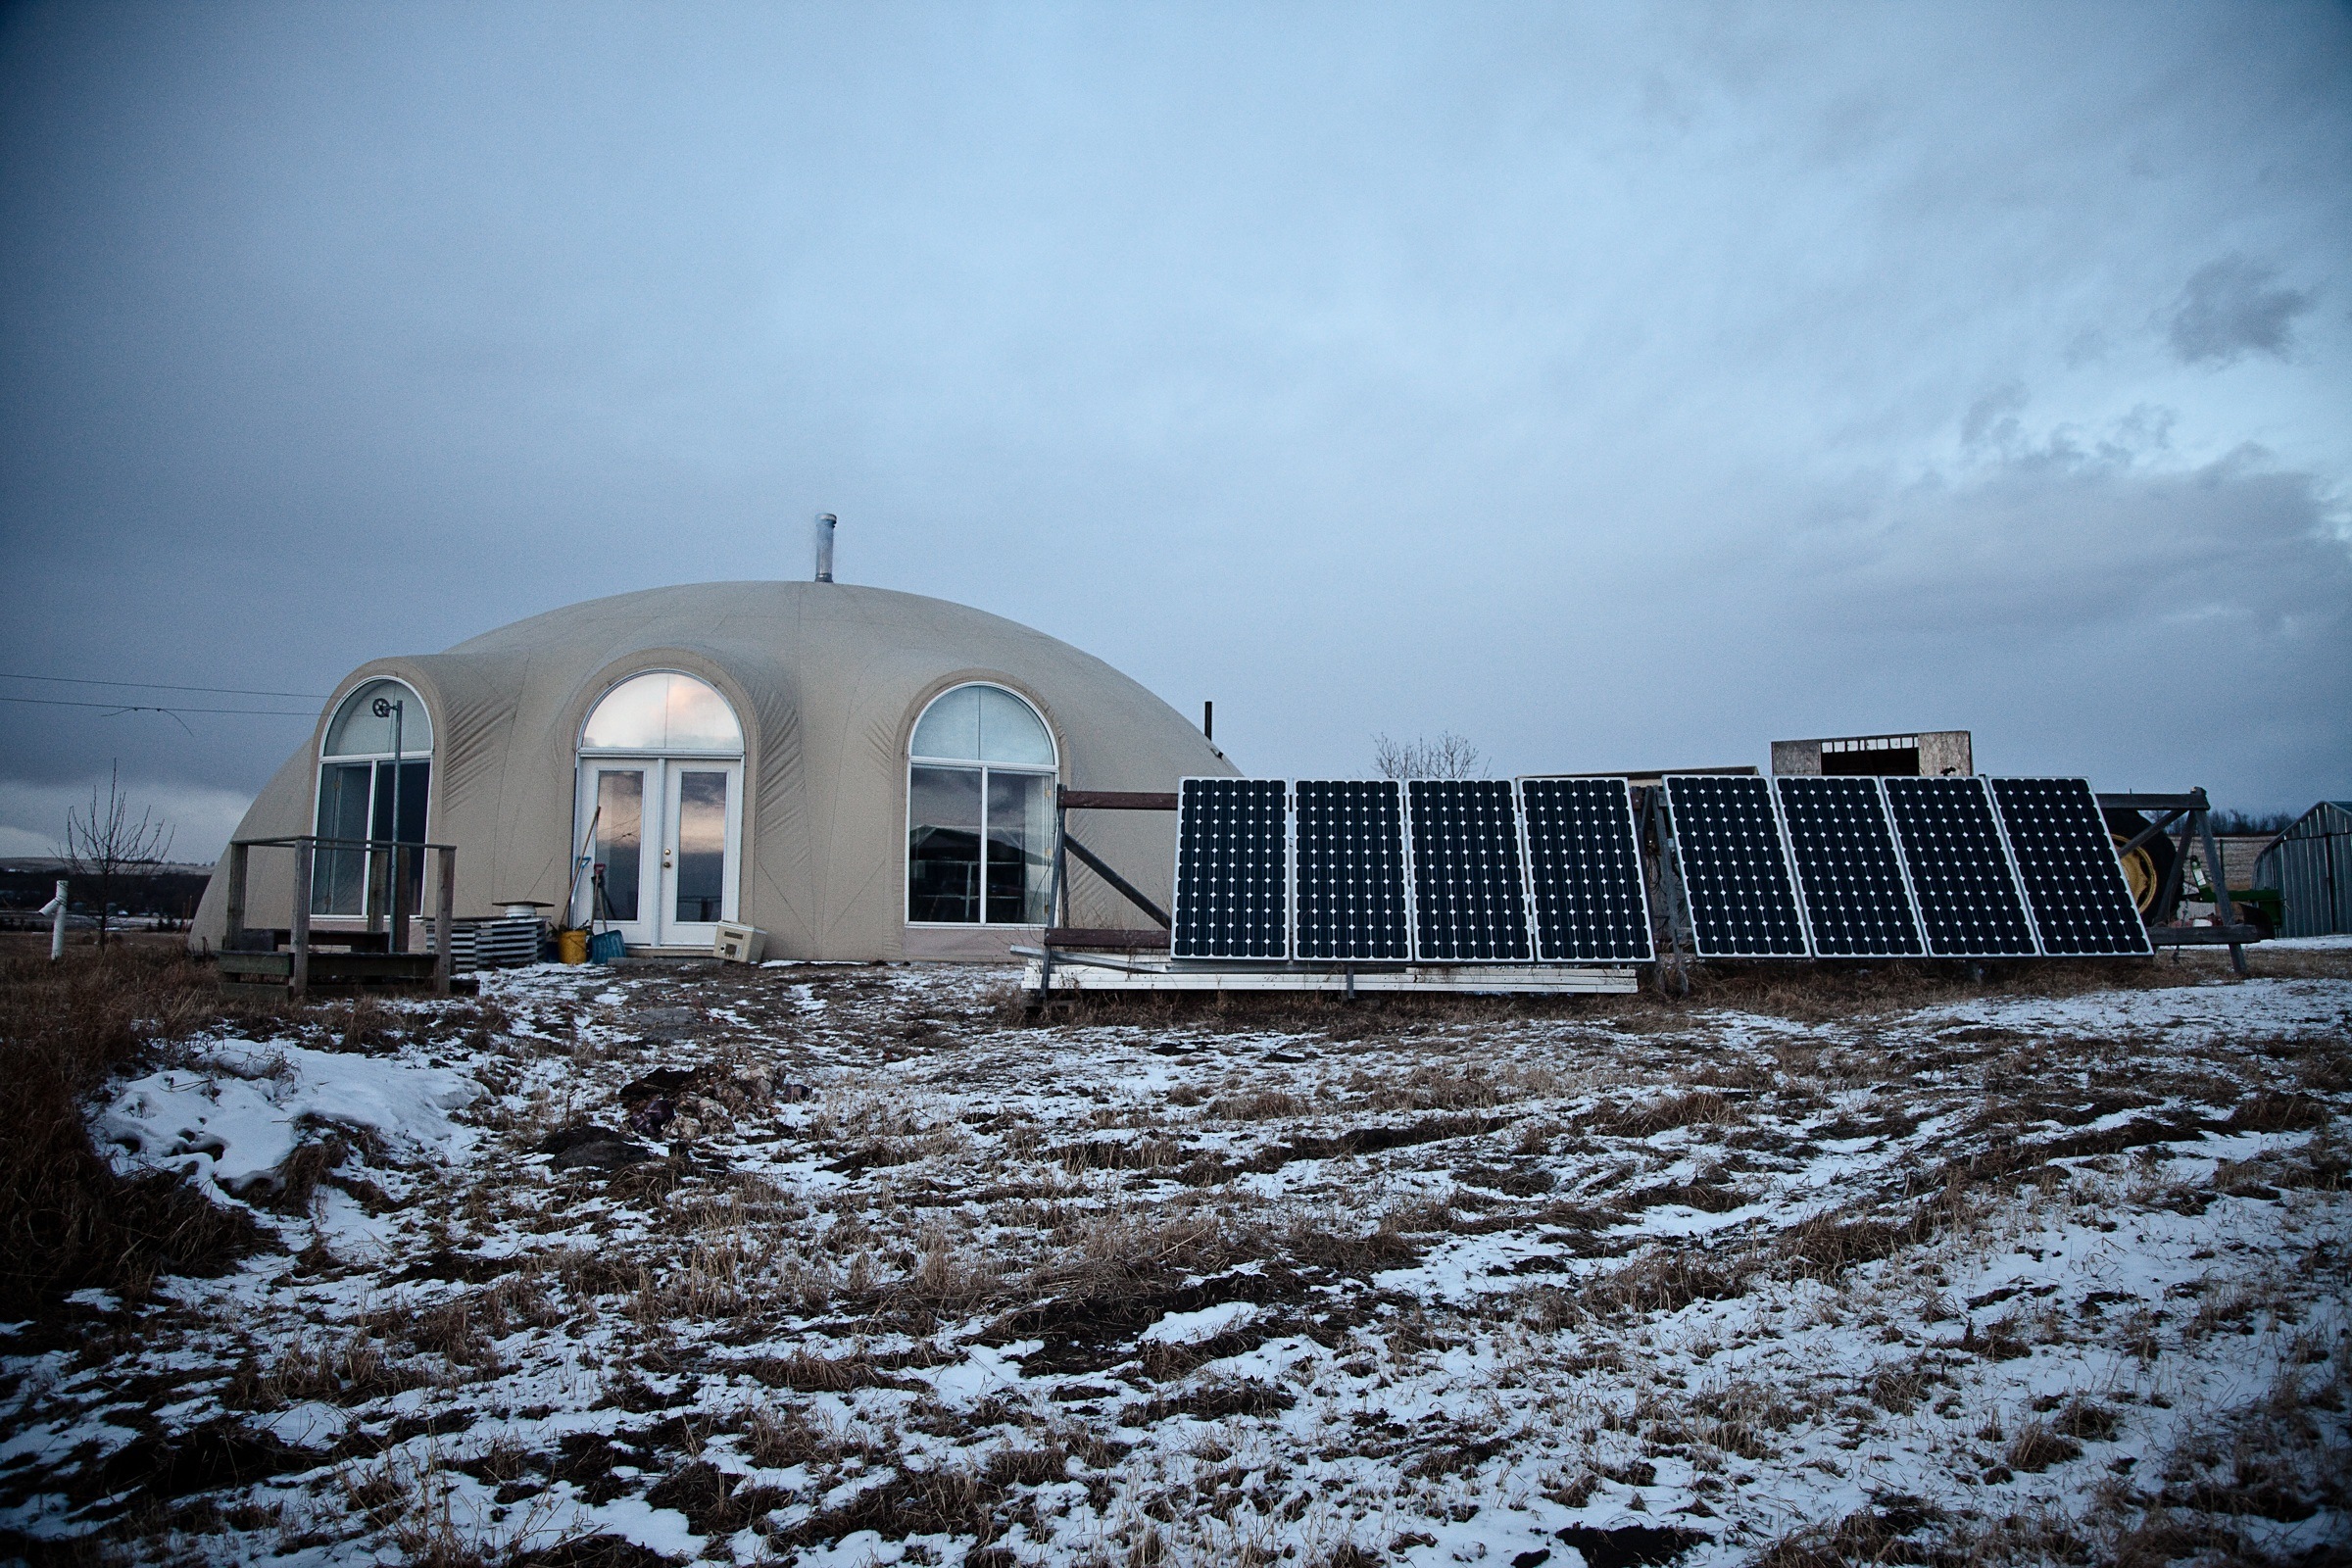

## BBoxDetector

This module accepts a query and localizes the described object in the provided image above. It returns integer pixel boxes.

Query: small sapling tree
[61,761,174,950]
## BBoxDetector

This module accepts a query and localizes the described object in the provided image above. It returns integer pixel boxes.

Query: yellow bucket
[556,928,590,964]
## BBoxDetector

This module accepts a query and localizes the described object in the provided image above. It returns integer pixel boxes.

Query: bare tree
[61,761,174,950]
[1372,731,1487,780]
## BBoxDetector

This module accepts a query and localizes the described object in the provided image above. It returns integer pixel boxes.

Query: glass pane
[594,769,644,922]
[907,764,983,922]
[368,760,429,910]
[674,771,727,925]
[581,674,670,751]
[312,762,371,915]
[583,672,741,752]
[664,677,741,751]
[986,770,1054,925]
[911,685,982,760]
[978,687,1054,766]
[323,679,432,757]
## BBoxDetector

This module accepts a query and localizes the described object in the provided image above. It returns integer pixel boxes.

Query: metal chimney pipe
[813,514,836,582]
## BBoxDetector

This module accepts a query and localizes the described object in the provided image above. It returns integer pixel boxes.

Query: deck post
[389,845,411,955]
[289,837,314,1000]
[433,846,455,996]
[223,841,248,950]
[2193,798,2247,977]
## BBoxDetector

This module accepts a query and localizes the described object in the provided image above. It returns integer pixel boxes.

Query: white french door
[575,758,743,949]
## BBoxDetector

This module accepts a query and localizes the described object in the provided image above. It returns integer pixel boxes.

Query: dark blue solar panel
[1518,778,1654,963]
[1988,777,2152,956]
[1775,776,1926,958]
[1662,775,1809,958]
[1171,777,1288,960]
[1883,776,2038,958]
[1294,779,1411,961]
[1405,779,1533,962]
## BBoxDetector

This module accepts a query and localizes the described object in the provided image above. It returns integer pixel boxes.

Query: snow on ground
[3,952,2347,1567]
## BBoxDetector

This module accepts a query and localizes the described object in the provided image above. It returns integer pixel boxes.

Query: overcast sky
[3,2,2346,859]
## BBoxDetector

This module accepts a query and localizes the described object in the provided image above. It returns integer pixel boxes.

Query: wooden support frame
[2096,788,2250,976]
[224,834,460,998]
[1040,786,1181,994]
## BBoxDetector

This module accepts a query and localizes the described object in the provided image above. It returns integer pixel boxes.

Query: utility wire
[0,695,316,716]
[0,672,330,700]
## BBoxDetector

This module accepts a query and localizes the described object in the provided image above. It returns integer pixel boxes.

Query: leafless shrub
[1372,731,1485,781]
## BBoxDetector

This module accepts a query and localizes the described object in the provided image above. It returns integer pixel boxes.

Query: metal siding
[2275,803,2352,937]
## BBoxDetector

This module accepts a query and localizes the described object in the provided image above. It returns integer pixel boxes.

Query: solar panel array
[1662,775,1810,957]
[1882,776,2039,958]
[1294,779,1411,961]
[1171,777,1289,959]
[1163,770,2145,968]
[1988,777,2153,956]
[1520,778,1654,963]
[1406,780,1534,961]
[1774,776,1926,958]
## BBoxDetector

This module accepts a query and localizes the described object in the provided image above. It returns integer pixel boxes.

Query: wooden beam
[1061,832,1172,928]
[1046,927,1173,951]
[2147,924,2264,948]
[1057,790,1178,811]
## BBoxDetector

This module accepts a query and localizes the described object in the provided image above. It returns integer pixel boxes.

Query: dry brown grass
[0,945,279,1316]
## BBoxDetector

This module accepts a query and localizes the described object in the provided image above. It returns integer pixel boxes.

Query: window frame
[311,678,434,920]
[576,668,747,759]
[905,682,1059,928]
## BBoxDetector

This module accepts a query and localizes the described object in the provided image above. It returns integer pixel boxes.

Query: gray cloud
[1,2,2347,847]
[2165,256,2318,365]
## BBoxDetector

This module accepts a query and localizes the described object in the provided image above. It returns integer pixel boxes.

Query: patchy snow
[95,1038,480,1200]
[5,951,2348,1567]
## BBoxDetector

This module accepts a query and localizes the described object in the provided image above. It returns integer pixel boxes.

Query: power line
[0,672,330,700]
[0,695,318,716]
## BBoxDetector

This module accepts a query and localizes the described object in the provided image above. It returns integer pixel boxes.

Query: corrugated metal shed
[2254,802,2352,937]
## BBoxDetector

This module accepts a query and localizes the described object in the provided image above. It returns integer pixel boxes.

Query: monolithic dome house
[191,580,1232,960]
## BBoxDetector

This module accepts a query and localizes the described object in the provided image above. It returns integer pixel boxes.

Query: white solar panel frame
[1169,775,1292,962]
[1986,776,2151,957]
[1514,775,1656,965]
[1883,774,2042,959]
[1772,775,1929,960]
[1402,778,1537,964]
[1661,774,1814,960]
[1291,778,1414,963]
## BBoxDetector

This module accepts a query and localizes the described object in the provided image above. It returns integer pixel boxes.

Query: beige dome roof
[194,582,1233,959]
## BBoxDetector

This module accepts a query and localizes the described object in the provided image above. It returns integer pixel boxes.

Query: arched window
[574,672,745,946]
[580,671,743,754]
[907,683,1057,926]
[313,678,432,916]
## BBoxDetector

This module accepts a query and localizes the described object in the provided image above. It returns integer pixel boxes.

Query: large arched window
[907,683,1057,926]
[313,678,432,916]
[574,672,746,947]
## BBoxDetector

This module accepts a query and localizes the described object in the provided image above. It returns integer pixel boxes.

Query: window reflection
[906,684,1055,926]
[582,672,742,753]
[594,769,644,922]
[674,771,727,923]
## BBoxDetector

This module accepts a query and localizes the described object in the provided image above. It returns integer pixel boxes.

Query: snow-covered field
[4,952,2347,1567]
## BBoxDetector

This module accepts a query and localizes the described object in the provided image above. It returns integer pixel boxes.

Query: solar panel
[1294,779,1411,961]
[1518,777,1654,963]
[1773,776,1926,958]
[1988,777,2153,956]
[1661,775,1810,958]
[1404,779,1533,961]
[1171,777,1289,960]
[1882,776,2039,958]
